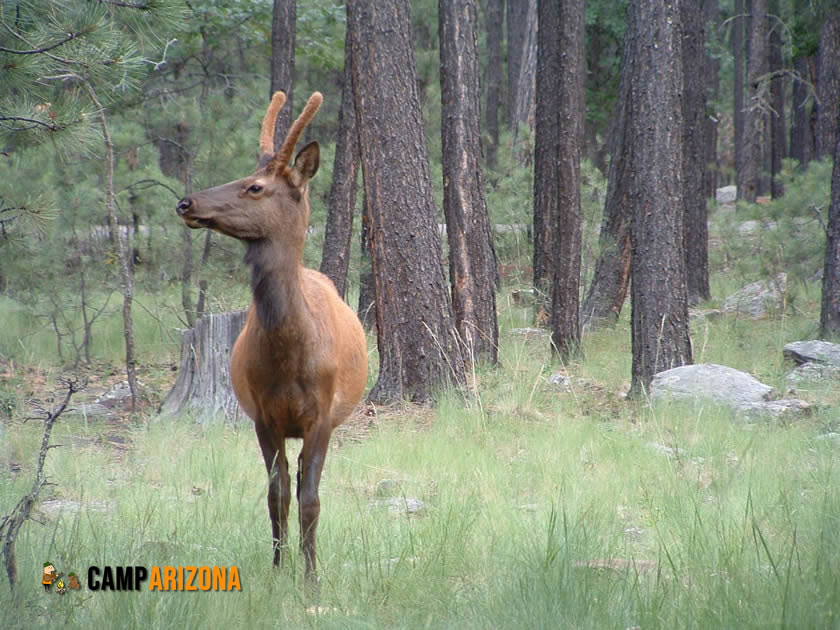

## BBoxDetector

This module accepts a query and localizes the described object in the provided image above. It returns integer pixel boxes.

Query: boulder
[783,340,840,367]
[715,185,737,204]
[723,273,786,318]
[651,364,774,407]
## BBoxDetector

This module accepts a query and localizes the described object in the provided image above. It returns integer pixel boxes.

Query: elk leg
[256,423,290,567]
[298,426,331,581]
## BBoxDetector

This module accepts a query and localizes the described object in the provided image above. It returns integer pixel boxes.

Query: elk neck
[244,236,306,332]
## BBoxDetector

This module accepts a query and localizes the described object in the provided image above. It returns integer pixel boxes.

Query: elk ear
[294,141,320,181]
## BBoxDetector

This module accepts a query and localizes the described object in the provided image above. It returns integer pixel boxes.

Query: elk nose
[176,197,193,216]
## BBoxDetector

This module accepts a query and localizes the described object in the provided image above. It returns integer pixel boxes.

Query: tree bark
[821,108,840,338]
[703,0,721,198]
[769,0,786,198]
[545,0,585,360]
[160,310,248,422]
[682,0,711,303]
[790,54,814,169]
[348,0,466,404]
[357,192,376,329]
[270,0,296,146]
[320,31,359,300]
[507,0,528,129]
[733,0,745,193]
[815,12,840,161]
[739,0,767,203]
[512,0,537,164]
[439,0,499,365]
[581,2,635,330]
[628,0,693,397]
[484,0,503,170]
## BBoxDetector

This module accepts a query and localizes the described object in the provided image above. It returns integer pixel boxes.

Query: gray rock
[373,497,426,516]
[652,364,811,422]
[374,479,402,498]
[716,185,737,204]
[647,442,682,458]
[510,327,549,336]
[786,362,840,387]
[548,373,571,388]
[737,220,777,237]
[651,364,775,407]
[66,402,113,418]
[783,340,840,367]
[723,273,787,318]
[96,380,133,408]
[738,398,811,422]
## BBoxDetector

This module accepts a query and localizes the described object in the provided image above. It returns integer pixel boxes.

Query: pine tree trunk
[320,32,359,300]
[815,12,840,161]
[270,0,296,145]
[160,310,248,422]
[790,54,814,169]
[547,0,585,360]
[703,0,721,198]
[439,0,499,365]
[739,0,767,203]
[484,0,503,170]
[581,8,636,330]
[821,110,840,338]
[512,0,537,164]
[507,0,528,129]
[348,0,466,404]
[682,0,711,303]
[733,0,745,193]
[628,0,693,397]
[769,0,786,198]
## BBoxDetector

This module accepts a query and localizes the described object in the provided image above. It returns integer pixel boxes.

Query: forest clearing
[2,0,840,628]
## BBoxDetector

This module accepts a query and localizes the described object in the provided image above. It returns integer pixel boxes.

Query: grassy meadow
[1,266,840,629]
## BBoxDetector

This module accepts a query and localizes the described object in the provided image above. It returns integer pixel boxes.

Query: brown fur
[175,92,368,581]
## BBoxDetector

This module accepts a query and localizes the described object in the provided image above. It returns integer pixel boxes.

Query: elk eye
[247,184,263,194]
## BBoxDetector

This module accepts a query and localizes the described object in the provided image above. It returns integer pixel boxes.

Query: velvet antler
[275,92,324,168]
[259,91,288,157]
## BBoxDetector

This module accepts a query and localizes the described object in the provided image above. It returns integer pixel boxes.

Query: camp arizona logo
[87,565,242,591]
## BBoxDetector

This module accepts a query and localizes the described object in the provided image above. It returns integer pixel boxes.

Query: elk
[175,91,368,581]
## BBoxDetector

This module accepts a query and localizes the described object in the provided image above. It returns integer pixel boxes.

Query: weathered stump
[160,310,248,423]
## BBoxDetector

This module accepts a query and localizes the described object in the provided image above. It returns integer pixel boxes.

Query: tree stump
[160,310,248,423]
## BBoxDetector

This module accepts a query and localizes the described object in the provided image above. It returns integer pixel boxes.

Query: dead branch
[0,378,81,591]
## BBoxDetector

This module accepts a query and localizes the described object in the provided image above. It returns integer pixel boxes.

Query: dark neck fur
[244,238,304,331]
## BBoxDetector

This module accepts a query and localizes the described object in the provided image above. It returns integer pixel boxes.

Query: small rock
[783,340,840,368]
[374,479,402,498]
[548,373,571,388]
[716,185,737,204]
[510,327,549,336]
[96,380,134,407]
[373,497,426,516]
[66,402,113,418]
[786,362,840,387]
[723,273,787,319]
[737,220,777,237]
[647,442,682,458]
[737,398,811,422]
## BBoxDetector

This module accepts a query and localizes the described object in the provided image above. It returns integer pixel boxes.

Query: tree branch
[0,31,84,55]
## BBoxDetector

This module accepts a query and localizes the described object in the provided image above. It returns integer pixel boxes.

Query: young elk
[175,92,368,580]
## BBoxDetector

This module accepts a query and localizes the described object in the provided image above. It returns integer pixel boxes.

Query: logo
[42,561,80,594]
[42,561,242,593]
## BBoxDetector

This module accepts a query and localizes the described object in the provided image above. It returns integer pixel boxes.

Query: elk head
[176,92,322,254]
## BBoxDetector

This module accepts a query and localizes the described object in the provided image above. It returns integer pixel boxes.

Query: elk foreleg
[256,423,290,567]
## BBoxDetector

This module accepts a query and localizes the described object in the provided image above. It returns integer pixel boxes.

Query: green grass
[2,284,839,628]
